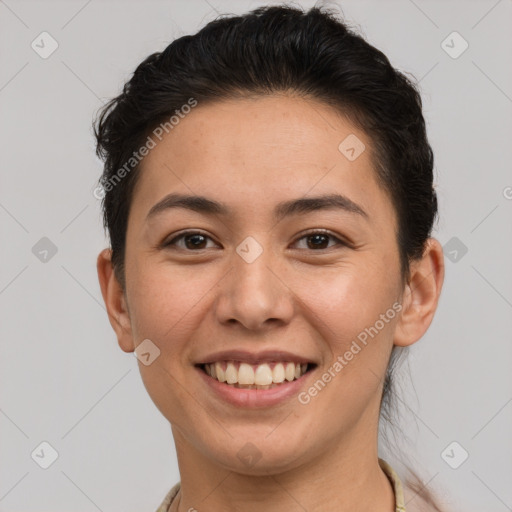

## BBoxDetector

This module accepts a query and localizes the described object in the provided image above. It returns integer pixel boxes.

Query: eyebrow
[146,192,369,222]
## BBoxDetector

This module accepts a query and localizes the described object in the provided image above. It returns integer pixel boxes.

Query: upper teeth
[204,361,308,385]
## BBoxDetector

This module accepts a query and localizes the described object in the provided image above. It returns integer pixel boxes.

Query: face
[99,94,430,475]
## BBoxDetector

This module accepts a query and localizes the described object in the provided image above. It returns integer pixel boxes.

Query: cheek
[303,264,397,332]
[125,262,202,347]
[294,264,399,384]
[296,272,399,410]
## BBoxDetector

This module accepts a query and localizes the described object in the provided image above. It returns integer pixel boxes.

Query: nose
[214,242,294,332]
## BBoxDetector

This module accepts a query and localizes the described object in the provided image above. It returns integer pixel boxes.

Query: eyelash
[163,229,348,252]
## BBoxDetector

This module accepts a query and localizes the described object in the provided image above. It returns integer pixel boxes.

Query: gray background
[1,0,511,510]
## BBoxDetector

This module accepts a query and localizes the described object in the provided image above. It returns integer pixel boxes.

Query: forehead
[145,95,366,175]
[130,94,395,228]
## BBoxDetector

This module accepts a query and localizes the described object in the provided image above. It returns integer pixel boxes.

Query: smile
[198,360,316,390]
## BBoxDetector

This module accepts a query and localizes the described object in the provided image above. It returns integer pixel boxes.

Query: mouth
[196,360,318,390]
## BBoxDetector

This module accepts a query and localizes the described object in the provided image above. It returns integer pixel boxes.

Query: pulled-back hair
[94,3,442,508]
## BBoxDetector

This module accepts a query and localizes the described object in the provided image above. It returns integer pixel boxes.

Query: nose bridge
[215,235,293,330]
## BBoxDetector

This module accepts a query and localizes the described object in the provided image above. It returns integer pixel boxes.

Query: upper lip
[196,349,317,366]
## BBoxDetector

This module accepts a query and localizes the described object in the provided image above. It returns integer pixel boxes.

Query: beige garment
[155,458,406,511]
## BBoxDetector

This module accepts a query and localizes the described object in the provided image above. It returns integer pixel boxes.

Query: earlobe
[393,238,445,347]
[96,248,135,353]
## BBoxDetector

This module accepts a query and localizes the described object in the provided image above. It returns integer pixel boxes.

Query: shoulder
[155,482,181,512]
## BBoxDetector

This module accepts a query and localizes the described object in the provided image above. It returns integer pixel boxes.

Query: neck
[169,414,395,512]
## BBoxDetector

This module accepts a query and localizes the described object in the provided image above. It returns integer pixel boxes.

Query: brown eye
[306,233,329,249]
[293,231,346,250]
[183,234,208,249]
[164,231,217,251]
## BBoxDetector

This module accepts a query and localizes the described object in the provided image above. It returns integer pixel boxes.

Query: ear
[393,238,445,347]
[97,248,135,353]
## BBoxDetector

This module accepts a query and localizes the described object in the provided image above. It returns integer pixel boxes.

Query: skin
[97,94,445,512]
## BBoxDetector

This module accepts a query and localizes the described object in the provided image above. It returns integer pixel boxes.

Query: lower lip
[196,366,315,408]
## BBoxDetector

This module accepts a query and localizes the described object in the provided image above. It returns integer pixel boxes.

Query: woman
[94,5,446,511]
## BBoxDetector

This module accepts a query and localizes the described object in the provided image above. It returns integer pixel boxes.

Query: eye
[163,231,218,251]
[162,229,348,252]
[292,230,347,250]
